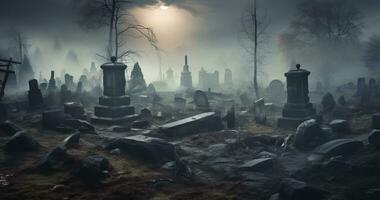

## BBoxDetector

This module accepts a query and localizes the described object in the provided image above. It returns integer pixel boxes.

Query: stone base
[282,103,316,118]
[94,105,135,118]
[277,116,314,129]
[91,114,139,125]
[99,95,130,106]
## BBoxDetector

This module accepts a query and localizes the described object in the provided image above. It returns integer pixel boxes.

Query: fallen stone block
[3,131,40,152]
[104,135,175,165]
[329,119,350,135]
[239,158,275,172]
[77,155,112,180]
[308,139,364,162]
[159,112,223,137]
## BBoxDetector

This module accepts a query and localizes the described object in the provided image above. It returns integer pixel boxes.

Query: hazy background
[1,0,380,90]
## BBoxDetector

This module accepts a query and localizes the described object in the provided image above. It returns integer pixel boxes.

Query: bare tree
[363,35,380,70]
[241,0,269,99]
[81,0,158,61]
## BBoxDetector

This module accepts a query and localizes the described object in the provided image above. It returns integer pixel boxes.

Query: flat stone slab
[308,139,364,161]
[239,158,275,171]
[159,112,223,137]
[91,114,139,125]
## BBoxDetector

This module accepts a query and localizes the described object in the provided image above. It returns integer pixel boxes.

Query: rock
[159,112,223,137]
[132,120,150,129]
[140,108,152,121]
[279,178,328,200]
[332,106,352,120]
[368,129,380,147]
[63,119,95,133]
[77,155,112,180]
[110,148,121,155]
[244,134,284,146]
[109,125,131,132]
[64,102,85,119]
[372,113,380,129]
[63,132,80,148]
[308,139,364,162]
[329,119,350,135]
[50,184,66,193]
[321,93,336,112]
[366,188,380,200]
[43,110,65,129]
[0,120,22,136]
[104,135,175,165]
[294,119,329,151]
[3,131,39,152]
[268,193,280,200]
[36,146,66,170]
[239,158,275,172]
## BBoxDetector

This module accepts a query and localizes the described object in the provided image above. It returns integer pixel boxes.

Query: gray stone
[0,120,22,136]
[63,119,95,133]
[42,110,65,129]
[132,120,150,129]
[329,119,350,135]
[321,93,336,112]
[64,102,85,119]
[77,155,112,180]
[194,90,210,109]
[104,135,175,165]
[159,112,223,137]
[239,158,275,172]
[279,178,328,200]
[63,132,80,148]
[309,139,364,161]
[368,129,380,147]
[3,131,39,152]
[36,146,66,170]
[109,125,131,132]
[294,119,328,151]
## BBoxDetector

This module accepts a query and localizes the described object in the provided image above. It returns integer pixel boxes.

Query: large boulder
[36,146,66,170]
[279,178,329,200]
[329,119,350,135]
[3,131,40,152]
[0,120,22,136]
[104,135,175,165]
[368,129,380,147]
[77,155,112,180]
[294,119,330,151]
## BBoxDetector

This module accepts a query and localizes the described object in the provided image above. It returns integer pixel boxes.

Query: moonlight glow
[160,5,169,10]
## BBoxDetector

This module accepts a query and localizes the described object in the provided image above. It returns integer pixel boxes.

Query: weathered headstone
[254,98,267,124]
[194,90,210,110]
[47,70,57,92]
[266,80,285,103]
[278,64,316,128]
[224,106,236,129]
[28,79,44,108]
[91,57,138,125]
[321,93,336,112]
[60,85,72,103]
[174,97,186,110]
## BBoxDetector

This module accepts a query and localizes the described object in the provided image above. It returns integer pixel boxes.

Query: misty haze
[1,0,380,200]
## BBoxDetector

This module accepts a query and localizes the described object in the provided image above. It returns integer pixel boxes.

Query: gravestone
[278,64,316,128]
[64,74,75,91]
[224,105,236,128]
[174,97,186,110]
[369,78,378,96]
[321,93,336,112]
[47,71,57,92]
[28,79,44,108]
[76,82,83,94]
[356,78,370,104]
[129,62,147,92]
[60,85,72,103]
[254,98,267,124]
[91,57,138,125]
[266,80,285,104]
[194,90,210,110]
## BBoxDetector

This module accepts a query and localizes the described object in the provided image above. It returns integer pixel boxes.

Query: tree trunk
[108,0,116,59]
[253,0,259,99]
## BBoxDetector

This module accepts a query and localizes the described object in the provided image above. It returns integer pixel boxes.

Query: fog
[1,0,380,90]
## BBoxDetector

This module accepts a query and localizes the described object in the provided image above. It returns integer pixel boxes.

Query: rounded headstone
[294,119,326,151]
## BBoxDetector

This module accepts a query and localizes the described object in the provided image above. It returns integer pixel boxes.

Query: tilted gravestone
[194,90,210,109]
[28,79,44,108]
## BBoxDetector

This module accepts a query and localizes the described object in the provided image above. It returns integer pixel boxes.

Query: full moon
[160,5,169,10]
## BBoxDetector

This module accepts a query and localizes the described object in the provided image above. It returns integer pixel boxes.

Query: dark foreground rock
[104,135,175,165]
[329,119,350,135]
[3,131,40,152]
[368,129,380,147]
[63,132,80,148]
[0,120,22,136]
[42,110,65,129]
[77,155,112,180]
[279,178,329,200]
[308,139,364,162]
[36,146,66,170]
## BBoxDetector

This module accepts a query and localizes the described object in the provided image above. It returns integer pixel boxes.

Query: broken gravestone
[63,132,80,148]
[193,90,210,110]
[43,110,65,129]
[294,119,331,151]
[308,139,364,162]
[77,155,112,180]
[36,146,66,171]
[159,112,223,137]
[104,135,175,165]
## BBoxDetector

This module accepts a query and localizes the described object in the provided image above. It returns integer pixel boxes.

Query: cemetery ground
[1,92,380,200]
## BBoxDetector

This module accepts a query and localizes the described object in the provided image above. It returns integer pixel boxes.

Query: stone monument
[180,55,193,90]
[278,64,316,128]
[91,57,138,125]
